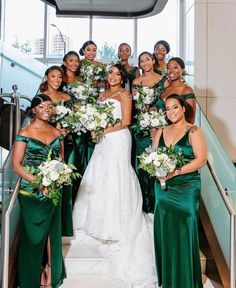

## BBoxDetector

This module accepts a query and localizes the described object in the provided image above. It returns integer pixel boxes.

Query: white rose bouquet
[63,81,98,104]
[80,60,108,84]
[27,149,80,205]
[133,85,157,111]
[138,146,186,189]
[50,104,72,128]
[132,109,168,136]
[65,101,121,142]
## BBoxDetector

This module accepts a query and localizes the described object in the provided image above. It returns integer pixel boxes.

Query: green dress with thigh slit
[16,135,66,288]
[154,129,203,288]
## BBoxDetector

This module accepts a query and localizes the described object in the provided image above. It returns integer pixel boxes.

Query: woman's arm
[12,141,35,182]
[152,128,163,150]
[186,98,196,124]
[103,91,132,135]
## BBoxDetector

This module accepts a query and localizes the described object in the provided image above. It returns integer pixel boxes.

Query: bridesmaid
[60,51,87,197]
[161,57,196,123]
[79,40,103,67]
[61,50,82,84]
[117,42,140,91]
[79,40,106,162]
[39,65,79,237]
[12,94,66,288]
[152,94,207,288]
[132,51,168,213]
[153,40,170,76]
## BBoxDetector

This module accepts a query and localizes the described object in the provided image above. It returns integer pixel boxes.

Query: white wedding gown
[73,98,157,287]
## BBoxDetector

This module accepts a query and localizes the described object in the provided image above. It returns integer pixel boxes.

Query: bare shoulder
[183,84,194,94]
[50,125,62,137]
[120,89,132,101]
[132,75,143,85]
[188,125,205,140]
[18,126,31,137]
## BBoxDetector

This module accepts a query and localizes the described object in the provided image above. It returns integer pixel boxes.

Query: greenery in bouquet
[65,101,121,142]
[80,59,108,84]
[50,104,72,128]
[132,109,168,136]
[25,149,80,205]
[63,81,98,104]
[133,85,157,111]
[138,145,186,189]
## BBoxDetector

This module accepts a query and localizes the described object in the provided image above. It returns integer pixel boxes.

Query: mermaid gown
[154,129,203,288]
[16,135,66,288]
[73,98,157,287]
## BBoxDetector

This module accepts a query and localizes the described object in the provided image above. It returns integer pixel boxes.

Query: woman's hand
[42,186,49,197]
[150,128,157,140]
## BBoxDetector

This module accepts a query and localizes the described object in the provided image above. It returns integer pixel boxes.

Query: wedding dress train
[73,99,157,287]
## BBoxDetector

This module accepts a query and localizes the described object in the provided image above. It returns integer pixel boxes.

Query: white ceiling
[42,0,168,18]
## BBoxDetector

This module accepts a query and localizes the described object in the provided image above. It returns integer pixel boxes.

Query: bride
[73,64,157,287]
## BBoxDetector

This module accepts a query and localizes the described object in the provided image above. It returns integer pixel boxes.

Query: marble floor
[61,231,215,288]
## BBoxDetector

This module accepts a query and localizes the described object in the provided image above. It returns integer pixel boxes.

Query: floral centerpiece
[132,109,168,136]
[26,150,80,205]
[138,145,186,189]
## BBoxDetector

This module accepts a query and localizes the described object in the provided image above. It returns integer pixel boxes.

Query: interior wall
[182,0,236,161]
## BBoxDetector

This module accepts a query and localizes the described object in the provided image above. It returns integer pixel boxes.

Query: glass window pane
[47,6,90,58]
[137,0,178,58]
[92,18,134,64]
[4,0,45,58]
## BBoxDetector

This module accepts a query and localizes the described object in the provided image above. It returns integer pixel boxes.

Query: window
[5,0,45,57]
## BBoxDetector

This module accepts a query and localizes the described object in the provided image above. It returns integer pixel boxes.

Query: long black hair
[108,64,128,88]
[61,50,80,76]
[39,66,64,92]
[165,94,191,123]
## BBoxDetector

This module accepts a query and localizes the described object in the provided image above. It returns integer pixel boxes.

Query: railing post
[12,84,21,135]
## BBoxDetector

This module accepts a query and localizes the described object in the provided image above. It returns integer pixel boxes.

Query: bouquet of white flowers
[138,146,186,189]
[27,150,80,205]
[132,109,168,136]
[65,101,120,142]
[133,85,157,111]
[50,104,72,128]
[80,60,108,84]
[63,81,98,104]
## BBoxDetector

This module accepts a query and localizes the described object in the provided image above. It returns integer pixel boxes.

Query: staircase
[62,230,215,288]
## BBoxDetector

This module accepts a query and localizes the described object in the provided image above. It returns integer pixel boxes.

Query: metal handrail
[0,85,22,149]
[1,177,20,288]
[206,161,235,288]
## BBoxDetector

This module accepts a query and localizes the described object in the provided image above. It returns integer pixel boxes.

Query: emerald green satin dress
[154,130,203,288]
[61,98,87,236]
[133,78,166,213]
[16,135,66,288]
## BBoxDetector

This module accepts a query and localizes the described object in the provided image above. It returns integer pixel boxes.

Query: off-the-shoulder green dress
[16,135,66,288]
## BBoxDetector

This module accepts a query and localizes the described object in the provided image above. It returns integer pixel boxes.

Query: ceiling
[41,0,168,18]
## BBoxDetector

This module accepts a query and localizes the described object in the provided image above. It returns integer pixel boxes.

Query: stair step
[62,231,211,287]
[63,231,109,276]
